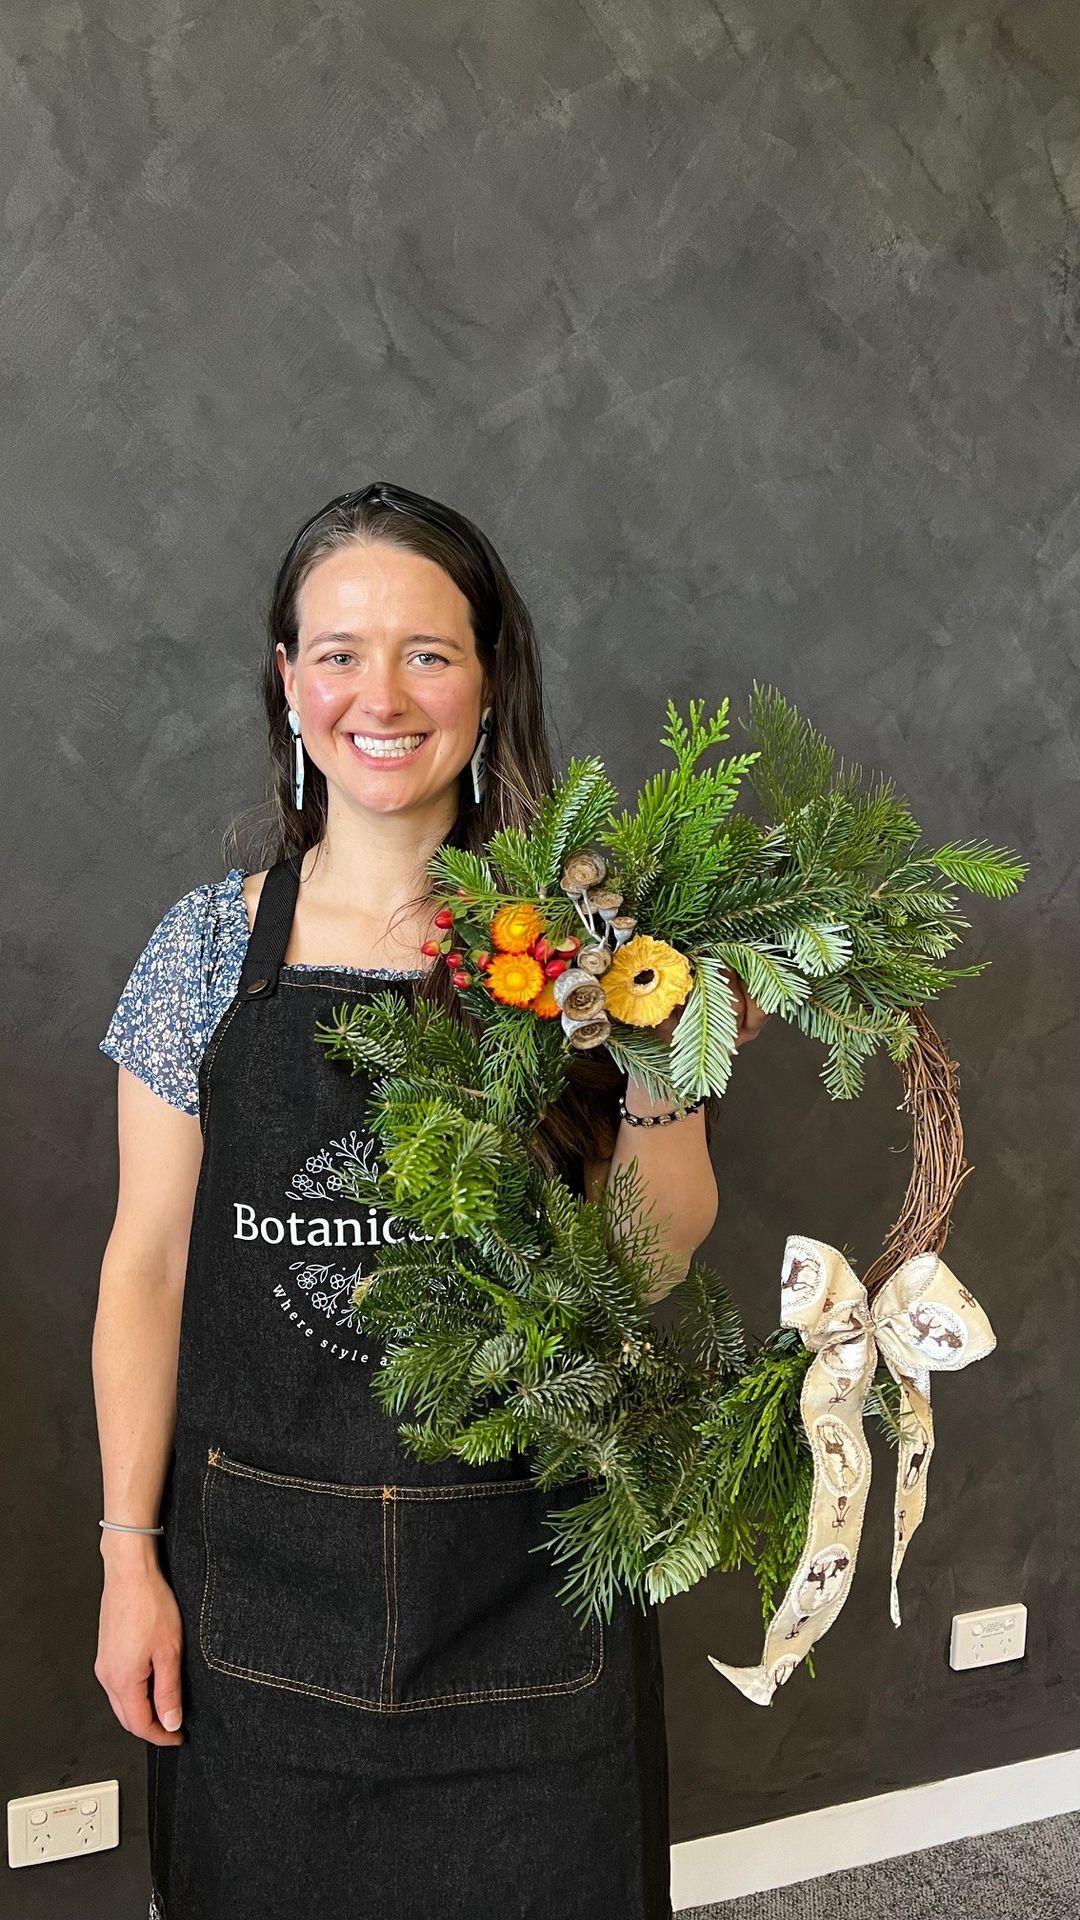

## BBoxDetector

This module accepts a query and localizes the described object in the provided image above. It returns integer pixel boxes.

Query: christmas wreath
[313,687,1024,1704]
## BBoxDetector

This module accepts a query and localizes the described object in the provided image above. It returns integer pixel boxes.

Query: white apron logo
[233,1128,431,1361]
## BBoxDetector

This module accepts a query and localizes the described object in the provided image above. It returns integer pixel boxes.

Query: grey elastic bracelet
[99,1519,164,1535]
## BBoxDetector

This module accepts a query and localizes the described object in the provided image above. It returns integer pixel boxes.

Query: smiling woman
[94,479,673,1920]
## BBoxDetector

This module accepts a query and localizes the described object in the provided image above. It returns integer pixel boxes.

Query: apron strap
[238,853,302,1000]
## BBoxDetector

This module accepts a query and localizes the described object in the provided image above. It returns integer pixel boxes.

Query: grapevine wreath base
[708,1007,995,1705]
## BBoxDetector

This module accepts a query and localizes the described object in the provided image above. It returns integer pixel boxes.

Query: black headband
[272,480,503,615]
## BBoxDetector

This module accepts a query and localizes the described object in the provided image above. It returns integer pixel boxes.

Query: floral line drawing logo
[287,1256,368,1329]
[285,1130,381,1331]
[287,1128,379,1206]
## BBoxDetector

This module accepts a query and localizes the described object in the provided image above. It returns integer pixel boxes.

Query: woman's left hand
[654,969,769,1048]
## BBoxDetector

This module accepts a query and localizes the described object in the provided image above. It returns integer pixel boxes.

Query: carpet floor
[685,1809,1080,1919]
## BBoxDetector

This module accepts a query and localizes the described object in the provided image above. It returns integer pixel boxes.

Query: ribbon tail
[888,1369,935,1628]
[706,1658,777,1707]
[708,1336,875,1703]
[874,1249,994,1629]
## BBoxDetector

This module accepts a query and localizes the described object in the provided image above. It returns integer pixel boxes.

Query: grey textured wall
[4,3,1078,1915]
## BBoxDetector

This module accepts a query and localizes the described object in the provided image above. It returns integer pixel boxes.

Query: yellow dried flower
[601,935,693,1027]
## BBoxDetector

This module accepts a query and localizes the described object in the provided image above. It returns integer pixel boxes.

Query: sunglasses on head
[274,480,502,611]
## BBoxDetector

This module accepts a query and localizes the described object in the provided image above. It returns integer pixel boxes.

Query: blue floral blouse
[99,868,425,1116]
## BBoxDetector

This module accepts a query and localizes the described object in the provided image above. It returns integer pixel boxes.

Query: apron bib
[148,853,671,1920]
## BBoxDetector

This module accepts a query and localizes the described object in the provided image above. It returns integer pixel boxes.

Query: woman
[94,481,764,1920]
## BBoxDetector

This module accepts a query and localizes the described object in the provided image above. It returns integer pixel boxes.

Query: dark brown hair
[226,481,625,1183]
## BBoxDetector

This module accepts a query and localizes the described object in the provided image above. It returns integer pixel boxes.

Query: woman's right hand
[95,1551,185,1746]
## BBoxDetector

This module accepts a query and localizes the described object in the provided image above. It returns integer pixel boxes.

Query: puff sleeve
[98,885,219,1116]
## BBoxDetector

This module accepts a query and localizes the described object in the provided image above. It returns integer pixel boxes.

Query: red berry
[472,950,491,969]
[451,970,471,989]
[532,936,551,965]
[555,936,579,957]
[445,950,463,968]
[544,958,568,979]
[433,907,456,929]
[420,939,441,959]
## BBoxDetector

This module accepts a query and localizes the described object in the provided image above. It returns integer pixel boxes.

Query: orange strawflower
[485,952,546,1008]
[529,979,562,1020]
[490,902,546,953]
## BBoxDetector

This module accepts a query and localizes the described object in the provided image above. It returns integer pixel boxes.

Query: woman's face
[278,538,491,818]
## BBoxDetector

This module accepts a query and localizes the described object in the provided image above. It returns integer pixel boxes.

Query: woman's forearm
[607,1072,719,1305]
[91,1250,184,1571]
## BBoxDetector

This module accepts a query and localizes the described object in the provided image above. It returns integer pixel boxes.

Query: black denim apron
[148,852,671,1920]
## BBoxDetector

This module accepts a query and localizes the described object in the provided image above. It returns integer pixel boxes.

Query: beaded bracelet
[618,1093,705,1128]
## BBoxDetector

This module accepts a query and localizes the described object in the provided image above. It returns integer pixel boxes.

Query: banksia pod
[562,1012,612,1050]
[552,967,607,1019]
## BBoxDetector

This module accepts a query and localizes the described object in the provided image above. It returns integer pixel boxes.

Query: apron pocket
[386,1475,605,1710]
[198,1446,391,1709]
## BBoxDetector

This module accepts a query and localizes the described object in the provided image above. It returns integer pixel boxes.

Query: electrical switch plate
[7,1779,119,1867]
[949,1603,1027,1671]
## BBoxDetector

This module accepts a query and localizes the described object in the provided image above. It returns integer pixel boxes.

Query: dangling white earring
[287,707,305,810]
[470,704,493,805]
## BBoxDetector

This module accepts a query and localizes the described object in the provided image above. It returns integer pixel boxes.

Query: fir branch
[501,757,620,892]
[926,841,1029,898]
[677,1261,750,1379]
[598,1029,673,1108]
[702,941,811,1017]
[667,955,741,1101]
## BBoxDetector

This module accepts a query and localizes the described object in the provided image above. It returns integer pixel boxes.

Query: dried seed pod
[588,888,623,920]
[560,849,607,895]
[552,967,607,1018]
[552,965,595,1004]
[561,1012,612,1050]
[575,944,612,977]
[611,916,638,948]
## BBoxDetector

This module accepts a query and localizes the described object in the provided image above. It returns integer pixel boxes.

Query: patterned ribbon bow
[708,1234,996,1707]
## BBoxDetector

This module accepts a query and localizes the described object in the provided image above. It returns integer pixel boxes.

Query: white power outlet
[7,1779,119,1867]
[950,1603,1027,1671]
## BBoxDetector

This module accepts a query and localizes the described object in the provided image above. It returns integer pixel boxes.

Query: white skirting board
[670,1749,1080,1910]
